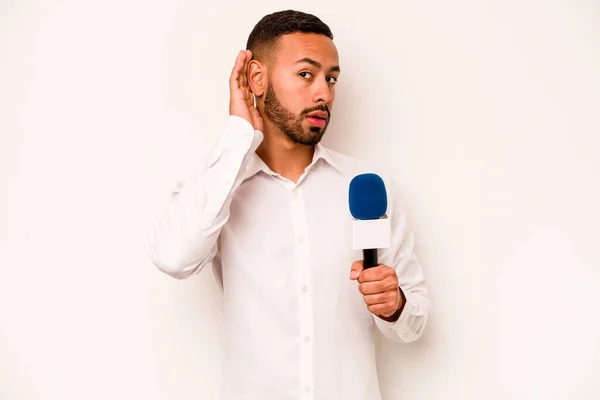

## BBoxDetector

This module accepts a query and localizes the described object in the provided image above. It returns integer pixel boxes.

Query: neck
[256,121,315,183]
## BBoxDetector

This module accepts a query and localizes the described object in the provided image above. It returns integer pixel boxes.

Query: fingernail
[350,271,356,279]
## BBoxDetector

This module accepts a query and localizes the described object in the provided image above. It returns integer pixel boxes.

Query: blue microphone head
[348,173,388,220]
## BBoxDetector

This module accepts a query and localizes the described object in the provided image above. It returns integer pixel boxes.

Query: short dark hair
[246,10,333,61]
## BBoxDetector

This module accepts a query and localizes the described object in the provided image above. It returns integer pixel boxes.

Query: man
[146,9,431,400]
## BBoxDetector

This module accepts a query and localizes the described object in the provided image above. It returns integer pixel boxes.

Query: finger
[358,281,384,295]
[239,58,248,89]
[249,105,262,125]
[251,104,262,120]
[358,265,395,284]
[358,279,397,295]
[229,50,246,91]
[239,51,253,89]
[363,292,390,306]
[251,105,264,132]
[349,260,363,280]
[368,302,396,316]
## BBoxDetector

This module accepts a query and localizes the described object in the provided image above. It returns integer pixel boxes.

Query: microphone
[348,173,391,269]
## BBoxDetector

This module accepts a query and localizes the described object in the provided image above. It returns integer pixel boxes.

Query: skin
[246,33,339,183]
[228,32,404,321]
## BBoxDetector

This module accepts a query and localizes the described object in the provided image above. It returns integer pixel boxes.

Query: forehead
[273,33,339,68]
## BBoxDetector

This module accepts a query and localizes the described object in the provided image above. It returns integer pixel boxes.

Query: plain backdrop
[1,0,599,399]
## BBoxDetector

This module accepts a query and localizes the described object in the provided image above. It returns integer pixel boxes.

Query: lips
[307,110,328,120]
[307,117,326,128]
[306,110,328,128]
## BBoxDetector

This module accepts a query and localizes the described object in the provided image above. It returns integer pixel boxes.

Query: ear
[247,60,266,97]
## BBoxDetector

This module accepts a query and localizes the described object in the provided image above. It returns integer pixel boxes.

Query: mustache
[302,105,331,118]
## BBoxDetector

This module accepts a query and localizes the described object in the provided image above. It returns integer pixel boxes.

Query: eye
[327,76,339,85]
[299,71,313,79]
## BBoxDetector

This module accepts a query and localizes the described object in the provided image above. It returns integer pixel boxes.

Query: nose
[313,78,334,106]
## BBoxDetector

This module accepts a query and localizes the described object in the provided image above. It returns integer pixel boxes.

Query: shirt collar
[313,143,342,173]
[245,143,342,180]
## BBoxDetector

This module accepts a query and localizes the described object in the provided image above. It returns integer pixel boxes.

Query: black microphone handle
[363,248,378,269]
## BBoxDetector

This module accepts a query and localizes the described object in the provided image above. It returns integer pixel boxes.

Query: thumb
[249,105,264,132]
[349,260,363,280]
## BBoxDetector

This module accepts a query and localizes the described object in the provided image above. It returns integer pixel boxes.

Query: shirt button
[304,336,311,342]
[298,236,305,244]
[302,285,308,293]
[305,386,311,393]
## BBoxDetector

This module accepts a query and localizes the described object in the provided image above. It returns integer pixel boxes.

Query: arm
[146,50,264,280]
[373,181,431,343]
[145,116,262,279]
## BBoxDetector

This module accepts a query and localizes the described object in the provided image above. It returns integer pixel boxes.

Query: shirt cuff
[374,290,420,340]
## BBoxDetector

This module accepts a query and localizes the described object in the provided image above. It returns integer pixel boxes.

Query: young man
[147,10,431,400]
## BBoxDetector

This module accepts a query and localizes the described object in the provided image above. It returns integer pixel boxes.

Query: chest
[220,173,361,284]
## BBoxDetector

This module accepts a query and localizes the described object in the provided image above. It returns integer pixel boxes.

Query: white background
[1,0,599,399]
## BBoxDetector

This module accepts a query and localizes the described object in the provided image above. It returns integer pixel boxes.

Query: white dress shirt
[146,116,431,400]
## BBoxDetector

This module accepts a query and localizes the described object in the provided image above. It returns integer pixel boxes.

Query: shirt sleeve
[145,116,263,279]
[373,177,432,343]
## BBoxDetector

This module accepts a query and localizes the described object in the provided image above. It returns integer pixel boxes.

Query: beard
[263,83,330,146]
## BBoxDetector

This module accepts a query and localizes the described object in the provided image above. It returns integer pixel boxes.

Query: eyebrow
[295,57,341,73]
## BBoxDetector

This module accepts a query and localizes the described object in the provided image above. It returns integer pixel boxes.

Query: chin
[305,130,325,145]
